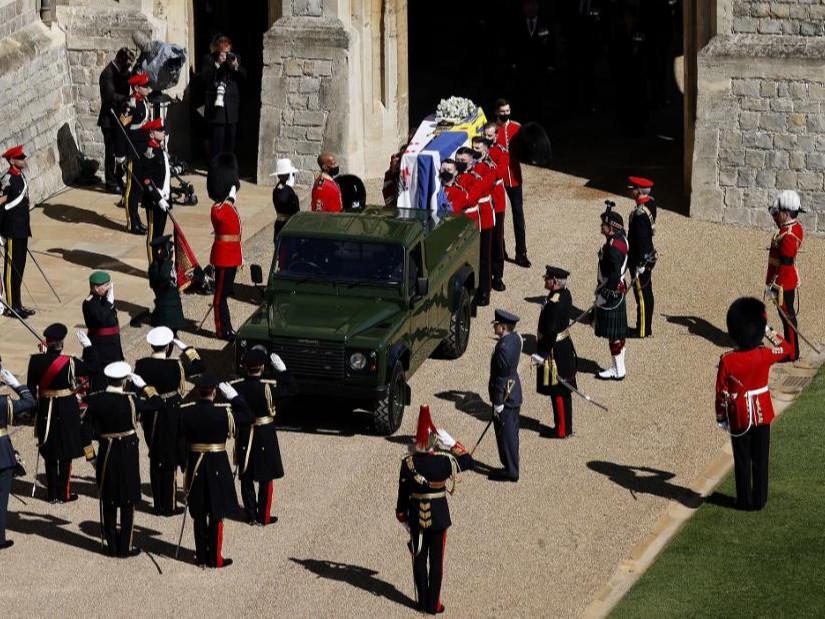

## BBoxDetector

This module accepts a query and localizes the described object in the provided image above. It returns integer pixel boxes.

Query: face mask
[455,161,468,174]
[439,170,454,184]
[498,114,510,123]
[328,166,340,177]
[472,150,483,160]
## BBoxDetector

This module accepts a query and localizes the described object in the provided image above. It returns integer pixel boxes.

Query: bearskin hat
[726,297,767,351]
[509,122,552,168]
[337,174,367,211]
[207,152,241,202]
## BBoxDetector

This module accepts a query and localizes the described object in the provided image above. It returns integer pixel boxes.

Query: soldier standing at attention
[26,324,90,503]
[484,122,509,292]
[114,73,151,235]
[270,158,300,241]
[396,404,474,614]
[98,47,134,194]
[715,297,793,510]
[311,152,343,212]
[231,349,297,526]
[536,266,577,438]
[594,205,629,381]
[140,117,172,265]
[134,327,204,516]
[148,235,185,334]
[179,374,253,568]
[765,190,804,362]
[81,271,123,392]
[1,145,35,317]
[82,362,164,557]
[488,309,523,482]
[627,176,657,338]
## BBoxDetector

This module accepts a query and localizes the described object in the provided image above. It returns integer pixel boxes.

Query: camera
[225,52,236,64]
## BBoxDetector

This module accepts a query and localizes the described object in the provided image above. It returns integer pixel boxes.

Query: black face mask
[472,150,483,160]
[498,113,510,123]
[439,170,454,184]
[328,166,340,177]
[455,161,468,174]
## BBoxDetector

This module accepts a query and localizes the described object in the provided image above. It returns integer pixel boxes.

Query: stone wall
[0,2,79,204]
[732,0,825,36]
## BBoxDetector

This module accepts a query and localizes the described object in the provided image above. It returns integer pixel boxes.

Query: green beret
[89,271,111,285]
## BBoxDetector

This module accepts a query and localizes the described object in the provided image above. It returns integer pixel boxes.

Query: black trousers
[778,289,799,361]
[101,127,117,187]
[213,266,237,337]
[731,424,771,510]
[240,475,275,524]
[492,210,505,283]
[210,123,238,156]
[3,237,27,311]
[633,270,654,337]
[493,405,520,479]
[549,384,573,438]
[146,209,168,265]
[478,228,492,299]
[193,513,227,567]
[149,462,177,514]
[0,466,11,543]
[102,501,135,556]
[505,184,527,257]
[44,459,72,502]
[123,160,145,230]
[412,529,447,614]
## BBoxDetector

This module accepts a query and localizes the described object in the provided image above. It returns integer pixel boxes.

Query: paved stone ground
[1,168,823,616]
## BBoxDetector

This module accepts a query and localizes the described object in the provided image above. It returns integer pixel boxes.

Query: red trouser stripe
[437,531,447,613]
[264,481,273,524]
[213,269,225,336]
[66,462,72,500]
[555,395,566,438]
[216,520,224,567]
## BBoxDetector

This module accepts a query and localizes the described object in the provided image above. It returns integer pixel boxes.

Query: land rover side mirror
[250,264,263,285]
[416,277,429,297]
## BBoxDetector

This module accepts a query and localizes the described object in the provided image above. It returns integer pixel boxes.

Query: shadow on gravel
[41,203,124,232]
[435,390,490,421]
[587,461,702,508]
[49,247,146,279]
[275,398,371,437]
[289,558,417,610]
[6,511,100,554]
[78,519,188,565]
[662,314,732,348]
[524,295,546,305]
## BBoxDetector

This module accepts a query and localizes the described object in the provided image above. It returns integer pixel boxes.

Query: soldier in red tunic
[207,153,243,342]
[765,190,804,361]
[484,122,509,292]
[311,152,343,213]
[437,159,468,218]
[494,98,530,268]
[715,297,793,510]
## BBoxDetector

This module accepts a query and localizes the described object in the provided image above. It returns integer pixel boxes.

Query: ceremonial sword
[555,376,609,412]
[771,298,821,354]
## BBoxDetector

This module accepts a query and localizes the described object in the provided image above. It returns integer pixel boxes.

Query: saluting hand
[270,353,286,372]
[0,368,20,387]
[172,338,188,350]
[129,373,147,389]
[76,330,92,348]
[218,382,239,400]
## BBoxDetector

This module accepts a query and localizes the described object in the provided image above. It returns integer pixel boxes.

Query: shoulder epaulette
[215,403,231,409]
[261,379,279,385]
[85,295,93,302]
[550,293,560,303]
[228,378,243,385]
[179,402,195,408]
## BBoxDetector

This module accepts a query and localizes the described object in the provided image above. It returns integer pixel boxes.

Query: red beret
[128,73,150,87]
[2,145,25,160]
[628,176,654,188]
[141,117,165,131]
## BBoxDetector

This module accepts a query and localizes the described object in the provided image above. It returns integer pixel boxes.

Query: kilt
[594,297,627,340]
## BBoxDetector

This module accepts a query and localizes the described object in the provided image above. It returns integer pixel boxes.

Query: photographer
[201,36,246,156]
[98,47,135,194]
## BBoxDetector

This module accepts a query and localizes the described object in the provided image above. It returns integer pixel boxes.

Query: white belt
[495,180,504,186]
[478,197,492,203]
[744,385,769,425]
[464,206,479,214]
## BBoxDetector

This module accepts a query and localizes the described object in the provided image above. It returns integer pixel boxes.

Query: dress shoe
[258,515,279,526]
[220,329,237,343]
[210,558,233,568]
[492,279,506,292]
[120,547,141,558]
[17,306,36,317]
[514,254,532,268]
[161,507,185,517]
[0,539,14,550]
[488,469,518,482]
[57,493,79,503]
[476,294,490,307]
[105,184,121,194]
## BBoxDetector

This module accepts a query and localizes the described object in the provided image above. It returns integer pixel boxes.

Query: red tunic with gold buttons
[765,219,803,290]
[443,183,469,214]
[210,200,242,267]
[494,120,522,187]
[488,144,509,214]
[311,174,343,213]
[463,162,496,230]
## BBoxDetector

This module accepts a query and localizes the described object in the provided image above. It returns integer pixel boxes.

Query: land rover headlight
[349,352,367,370]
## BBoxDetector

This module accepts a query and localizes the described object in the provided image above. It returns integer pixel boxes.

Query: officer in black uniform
[179,374,253,568]
[270,158,300,241]
[81,271,124,393]
[98,47,134,193]
[1,145,35,317]
[114,73,151,234]
[134,326,205,515]
[488,309,523,482]
[26,323,90,503]
[0,363,36,550]
[231,348,297,525]
[140,118,172,265]
[627,176,657,338]
[82,361,164,557]
[148,235,185,334]
[396,404,474,614]
[536,266,578,438]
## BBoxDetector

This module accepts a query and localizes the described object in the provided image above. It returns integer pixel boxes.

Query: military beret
[89,271,111,285]
[146,326,174,347]
[628,176,654,188]
[194,373,219,389]
[128,73,150,87]
[104,361,132,380]
[150,234,173,248]
[543,265,570,279]
[244,348,268,367]
[43,323,68,343]
[2,145,25,160]
[492,308,520,325]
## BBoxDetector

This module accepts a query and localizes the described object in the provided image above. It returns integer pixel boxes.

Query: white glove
[764,285,776,300]
[114,156,126,165]
[0,236,5,247]
[76,330,92,348]
[493,404,504,414]
[716,421,729,432]
[436,429,456,449]
[636,265,646,276]
[0,368,20,387]
[218,382,239,400]
[270,353,286,372]
[129,373,147,389]
[228,185,238,202]
[158,198,170,212]
[173,338,188,350]
[106,282,115,305]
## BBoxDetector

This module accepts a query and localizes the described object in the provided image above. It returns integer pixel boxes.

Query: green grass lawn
[613,368,825,617]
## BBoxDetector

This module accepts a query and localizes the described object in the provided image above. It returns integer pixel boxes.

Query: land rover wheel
[373,361,406,435]
[438,287,471,359]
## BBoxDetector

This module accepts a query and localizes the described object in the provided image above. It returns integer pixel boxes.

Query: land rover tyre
[438,286,471,359]
[373,361,406,435]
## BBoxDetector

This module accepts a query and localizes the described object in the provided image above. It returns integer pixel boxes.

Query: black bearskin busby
[509,122,552,167]
[207,152,240,202]
[337,174,367,211]
[727,297,767,351]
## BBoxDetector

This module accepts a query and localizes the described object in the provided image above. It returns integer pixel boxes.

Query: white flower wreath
[435,96,477,124]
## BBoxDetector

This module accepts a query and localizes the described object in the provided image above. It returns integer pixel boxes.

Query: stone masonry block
[816,136,825,152]
[739,111,759,129]
[759,80,777,98]
[789,5,809,20]
[737,168,757,187]
[781,21,800,35]
[777,82,790,98]
[790,83,809,100]
[766,150,790,168]
[298,77,320,94]
[807,115,825,132]
[293,0,323,17]
[720,148,745,166]
[719,166,738,186]
[789,151,806,169]
[758,19,783,34]
[810,84,825,101]
[285,58,302,77]
[724,187,743,208]
[800,21,824,36]
[719,129,742,149]
[751,2,770,17]
[794,100,821,113]
[797,171,824,191]
[770,4,790,18]
[797,135,817,152]
[745,149,766,167]
[770,98,793,112]
[759,112,786,131]
[294,111,326,126]
[756,169,776,188]
[732,1,751,16]
[723,208,752,226]
[788,113,807,133]
[776,170,797,188]
[807,153,825,171]
[810,6,825,21]
[742,98,770,111]
[732,78,760,97]
[732,17,759,32]
[744,131,773,149]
